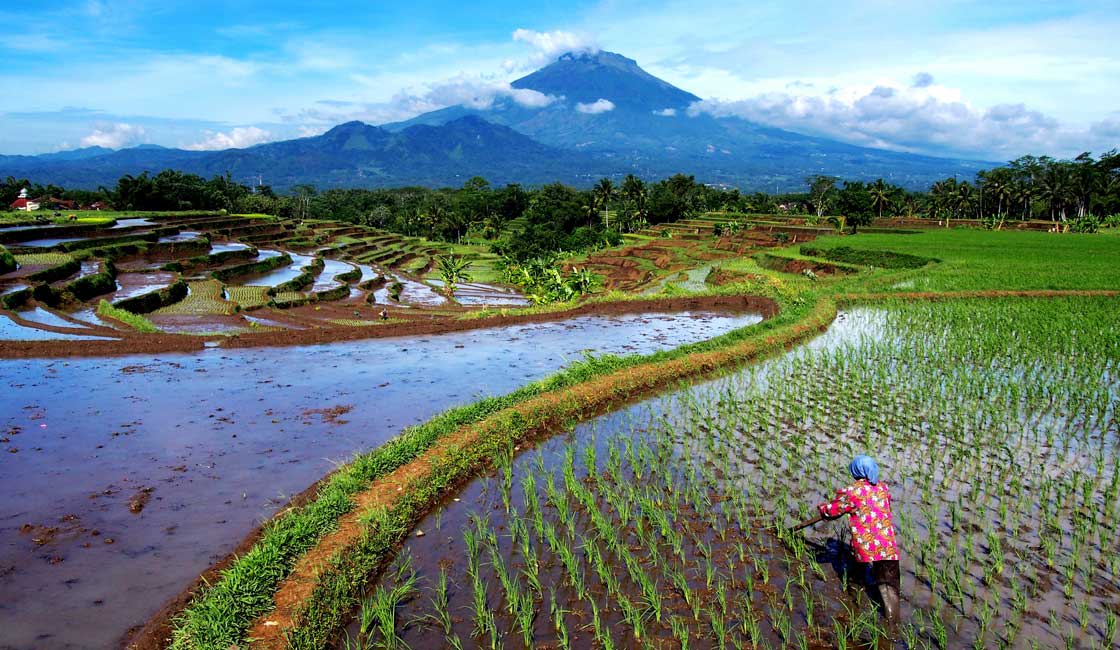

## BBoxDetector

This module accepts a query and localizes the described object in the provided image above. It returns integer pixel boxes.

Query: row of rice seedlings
[224,284,270,309]
[14,252,74,267]
[352,296,1118,649]
[153,279,236,315]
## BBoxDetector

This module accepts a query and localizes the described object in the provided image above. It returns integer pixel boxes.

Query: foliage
[1071,214,1100,233]
[499,255,600,304]
[388,281,404,302]
[0,245,14,273]
[109,170,250,212]
[435,254,472,295]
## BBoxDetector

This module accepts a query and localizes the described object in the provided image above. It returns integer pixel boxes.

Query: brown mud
[235,300,835,649]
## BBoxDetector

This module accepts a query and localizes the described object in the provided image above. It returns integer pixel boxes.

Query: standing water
[0,309,763,649]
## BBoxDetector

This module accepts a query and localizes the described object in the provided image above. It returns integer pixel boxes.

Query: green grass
[96,299,159,332]
[801,229,1120,292]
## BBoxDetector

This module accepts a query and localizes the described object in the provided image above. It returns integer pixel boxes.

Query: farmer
[817,455,901,637]
[379,308,389,321]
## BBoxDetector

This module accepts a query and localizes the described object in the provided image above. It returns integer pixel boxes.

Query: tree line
[806,150,1120,231]
[6,149,1118,252]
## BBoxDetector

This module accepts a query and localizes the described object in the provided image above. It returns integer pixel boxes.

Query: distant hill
[0,117,602,189]
[0,51,993,191]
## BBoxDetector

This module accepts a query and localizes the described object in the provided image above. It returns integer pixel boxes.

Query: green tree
[868,178,892,220]
[595,178,615,230]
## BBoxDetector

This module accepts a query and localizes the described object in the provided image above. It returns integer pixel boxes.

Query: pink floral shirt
[818,479,900,562]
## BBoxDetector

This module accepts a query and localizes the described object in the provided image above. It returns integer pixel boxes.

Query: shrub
[0,245,15,274]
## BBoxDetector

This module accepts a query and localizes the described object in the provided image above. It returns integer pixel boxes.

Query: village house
[9,188,40,211]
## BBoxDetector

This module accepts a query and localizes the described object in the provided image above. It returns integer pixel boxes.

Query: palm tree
[595,178,615,230]
[955,182,976,219]
[869,179,892,220]
[1038,165,1073,222]
[620,175,647,232]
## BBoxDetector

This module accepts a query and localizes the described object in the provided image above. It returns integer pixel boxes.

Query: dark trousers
[872,559,900,592]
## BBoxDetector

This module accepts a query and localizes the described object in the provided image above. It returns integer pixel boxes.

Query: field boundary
[123,293,786,650]
[125,287,1119,650]
[246,295,837,649]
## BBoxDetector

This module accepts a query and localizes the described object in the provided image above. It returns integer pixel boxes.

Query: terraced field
[0,213,525,344]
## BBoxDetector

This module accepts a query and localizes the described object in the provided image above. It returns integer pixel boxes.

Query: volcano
[0,51,991,190]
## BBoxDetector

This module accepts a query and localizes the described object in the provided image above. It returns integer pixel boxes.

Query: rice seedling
[345,296,1120,650]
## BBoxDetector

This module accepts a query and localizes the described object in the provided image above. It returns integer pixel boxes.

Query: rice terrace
[2,5,1120,650]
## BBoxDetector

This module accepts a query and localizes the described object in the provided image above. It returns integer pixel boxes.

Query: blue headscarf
[849,455,880,485]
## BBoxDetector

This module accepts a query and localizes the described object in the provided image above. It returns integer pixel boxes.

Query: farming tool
[786,512,826,534]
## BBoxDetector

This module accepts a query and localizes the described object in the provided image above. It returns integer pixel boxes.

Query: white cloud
[298,125,328,138]
[653,108,677,117]
[79,122,147,148]
[688,77,1117,160]
[298,75,559,127]
[417,77,556,110]
[512,29,598,60]
[184,126,273,150]
[576,98,615,115]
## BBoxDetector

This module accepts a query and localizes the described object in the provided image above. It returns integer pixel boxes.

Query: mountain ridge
[0,51,993,191]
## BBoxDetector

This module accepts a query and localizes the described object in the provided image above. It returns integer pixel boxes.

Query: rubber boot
[878,583,901,641]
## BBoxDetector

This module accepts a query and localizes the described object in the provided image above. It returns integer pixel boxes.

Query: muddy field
[0,310,762,650]
[348,299,1120,650]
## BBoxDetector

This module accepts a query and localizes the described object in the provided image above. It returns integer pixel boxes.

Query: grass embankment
[160,228,1120,650]
[165,292,825,650]
[97,299,160,333]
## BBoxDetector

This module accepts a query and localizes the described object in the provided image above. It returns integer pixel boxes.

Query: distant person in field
[818,455,901,637]
[379,308,389,321]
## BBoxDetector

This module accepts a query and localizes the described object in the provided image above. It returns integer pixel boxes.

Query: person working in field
[817,455,901,636]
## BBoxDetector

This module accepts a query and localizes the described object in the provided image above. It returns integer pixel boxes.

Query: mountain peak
[512,50,700,112]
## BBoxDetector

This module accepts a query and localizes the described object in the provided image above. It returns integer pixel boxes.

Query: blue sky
[2,0,1117,160]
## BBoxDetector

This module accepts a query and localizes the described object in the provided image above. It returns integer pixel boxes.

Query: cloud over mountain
[80,122,148,149]
[688,77,1116,160]
[185,126,274,151]
[576,99,615,114]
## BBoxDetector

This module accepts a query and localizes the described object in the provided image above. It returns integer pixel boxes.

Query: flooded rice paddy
[351,297,1120,650]
[0,309,762,650]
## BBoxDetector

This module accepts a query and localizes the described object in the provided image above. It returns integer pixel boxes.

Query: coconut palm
[869,179,892,220]
[595,178,615,230]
